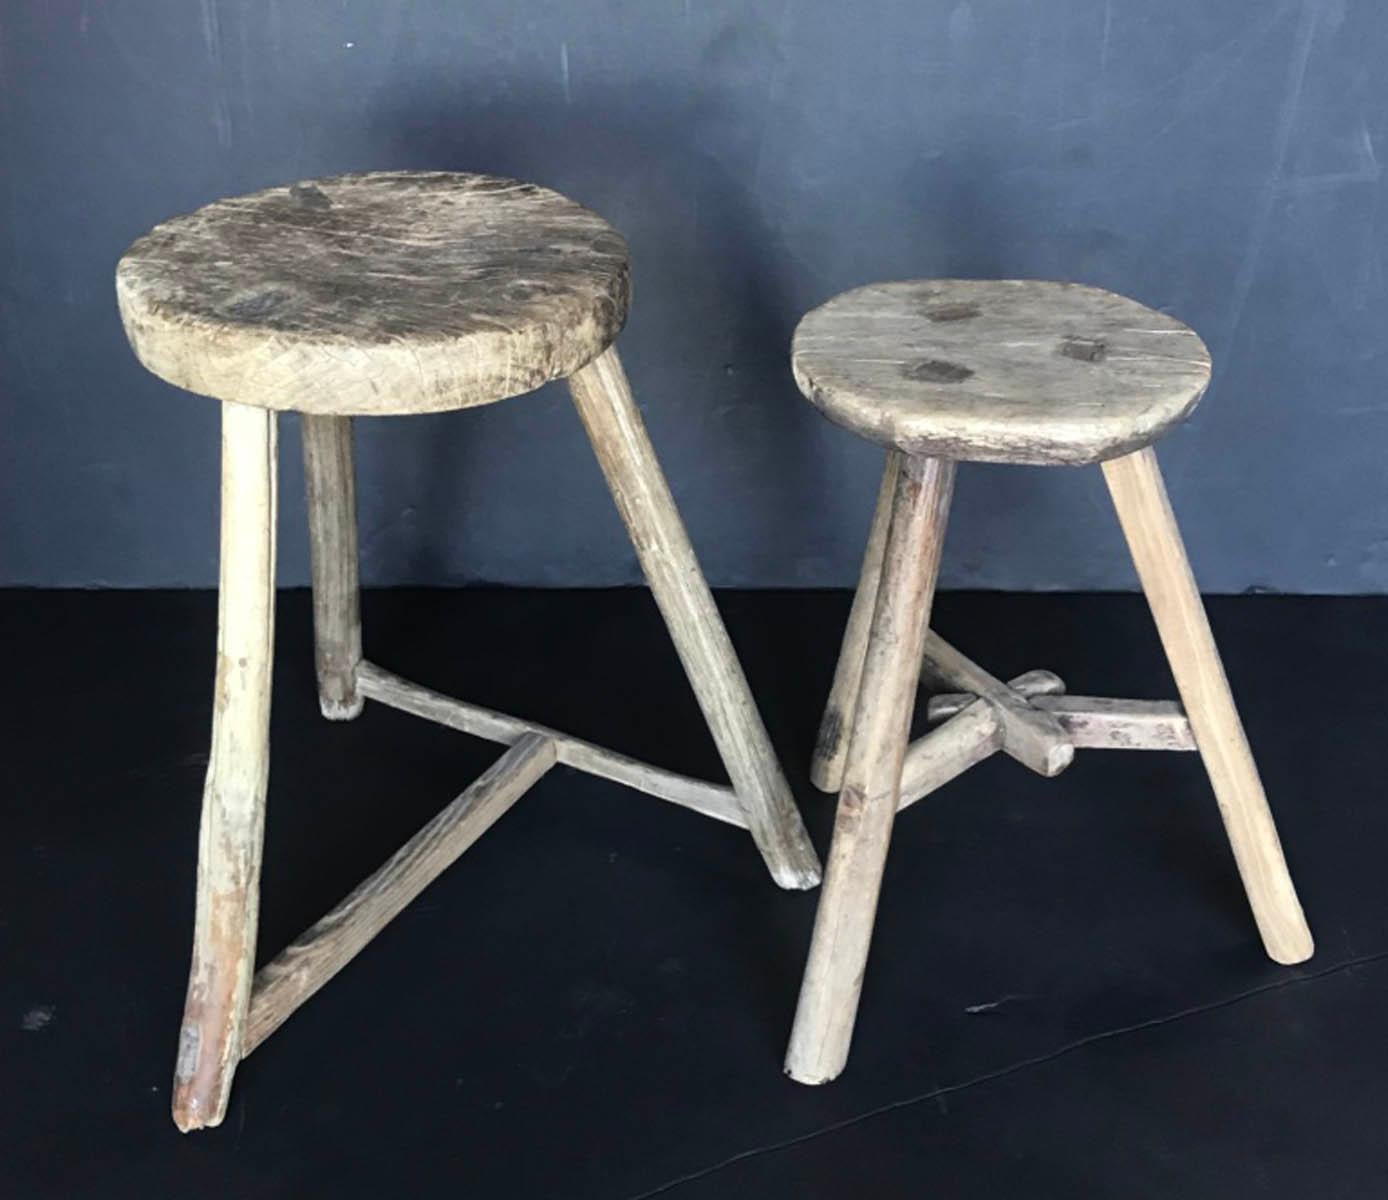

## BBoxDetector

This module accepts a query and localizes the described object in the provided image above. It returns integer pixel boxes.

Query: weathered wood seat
[784,278,1313,1088]
[117,172,630,414]
[791,279,1211,465]
[118,172,821,1132]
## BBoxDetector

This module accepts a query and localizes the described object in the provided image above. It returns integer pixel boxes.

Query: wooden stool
[782,279,1313,1085]
[116,171,821,1130]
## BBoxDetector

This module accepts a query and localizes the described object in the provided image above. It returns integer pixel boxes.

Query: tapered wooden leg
[787,454,955,1084]
[172,401,278,1131]
[567,347,821,890]
[810,451,900,793]
[302,414,362,720]
[1102,446,1313,965]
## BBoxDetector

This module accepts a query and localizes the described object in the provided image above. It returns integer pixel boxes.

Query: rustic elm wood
[926,692,1197,752]
[116,172,630,415]
[787,278,1313,1085]
[899,669,1065,809]
[920,631,1074,776]
[117,172,820,1131]
[808,458,1069,790]
[896,702,1002,812]
[171,400,277,1132]
[1102,447,1312,964]
[244,734,557,1054]
[302,414,362,720]
[568,347,819,889]
[791,279,1212,465]
[784,453,955,1085]
[809,450,901,793]
[357,662,747,828]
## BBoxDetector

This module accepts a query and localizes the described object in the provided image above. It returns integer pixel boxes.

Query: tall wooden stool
[783,279,1313,1085]
[116,171,820,1130]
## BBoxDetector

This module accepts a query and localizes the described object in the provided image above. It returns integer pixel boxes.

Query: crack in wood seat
[117,171,630,414]
[791,279,1212,465]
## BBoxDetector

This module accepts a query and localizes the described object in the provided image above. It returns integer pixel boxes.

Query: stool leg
[809,451,900,793]
[567,347,821,890]
[1101,446,1313,964]
[172,401,278,1131]
[787,453,955,1084]
[302,414,363,720]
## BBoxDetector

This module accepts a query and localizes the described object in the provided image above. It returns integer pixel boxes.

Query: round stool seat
[791,279,1211,465]
[117,171,630,415]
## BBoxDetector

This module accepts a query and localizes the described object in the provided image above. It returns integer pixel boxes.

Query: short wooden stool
[117,171,820,1130]
[783,279,1313,1085]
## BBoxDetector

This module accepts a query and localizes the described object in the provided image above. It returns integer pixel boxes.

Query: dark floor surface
[3,588,1387,1199]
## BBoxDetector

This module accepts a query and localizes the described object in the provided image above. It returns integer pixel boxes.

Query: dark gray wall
[2,0,1385,591]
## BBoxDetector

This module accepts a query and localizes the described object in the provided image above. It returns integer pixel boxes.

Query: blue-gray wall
[2,0,1385,591]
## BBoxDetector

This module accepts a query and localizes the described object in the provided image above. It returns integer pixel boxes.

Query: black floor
[4,588,1387,1198]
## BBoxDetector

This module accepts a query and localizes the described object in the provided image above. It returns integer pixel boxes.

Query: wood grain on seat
[117,172,630,415]
[791,279,1211,465]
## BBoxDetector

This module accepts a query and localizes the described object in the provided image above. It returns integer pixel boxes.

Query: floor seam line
[621,947,1388,1199]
